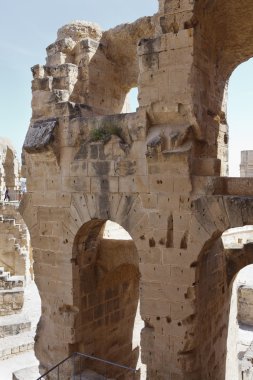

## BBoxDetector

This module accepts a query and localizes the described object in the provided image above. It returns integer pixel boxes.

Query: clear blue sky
[0,0,251,177]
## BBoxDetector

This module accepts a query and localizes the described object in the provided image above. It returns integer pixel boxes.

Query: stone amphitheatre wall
[21,0,253,379]
[0,141,30,317]
[0,139,20,199]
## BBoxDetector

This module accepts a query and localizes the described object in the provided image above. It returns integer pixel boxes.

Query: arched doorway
[196,224,253,380]
[227,58,253,177]
[72,219,140,377]
[122,87,139,114]
[223,226,253,380]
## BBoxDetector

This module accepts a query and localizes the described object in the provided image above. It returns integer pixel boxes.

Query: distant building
[240,150,253,177]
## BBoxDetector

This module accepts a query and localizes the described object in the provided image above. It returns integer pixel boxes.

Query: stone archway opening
[196,225,253,380]
[72,219,141,378]
[122,87,139,114]
[222,226,253,380]
[226,58,253,177]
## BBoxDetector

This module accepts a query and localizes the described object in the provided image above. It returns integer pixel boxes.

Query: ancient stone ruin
[241,151,253,177]
[0,139,35,362]
[20,0,253,379]
[0,139,26,316]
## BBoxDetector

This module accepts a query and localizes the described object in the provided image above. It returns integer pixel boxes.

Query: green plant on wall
[89,124,123,144]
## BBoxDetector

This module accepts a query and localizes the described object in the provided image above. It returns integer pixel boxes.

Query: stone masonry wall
[0,203,28,277]
[0,138,20,198]
[0,289,24,316]
[21,1,253,379]
[72,222,139,377]
[238,285,253,326]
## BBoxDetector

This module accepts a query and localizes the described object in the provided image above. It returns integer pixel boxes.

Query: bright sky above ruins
[0,0,252,176]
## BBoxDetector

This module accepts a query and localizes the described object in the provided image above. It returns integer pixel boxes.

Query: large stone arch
[70,218,140,377]
[64,192,150,376]
[189,195,253,380]
[68,192,149,244]
[193,0,253,172]
[46,18,156,116]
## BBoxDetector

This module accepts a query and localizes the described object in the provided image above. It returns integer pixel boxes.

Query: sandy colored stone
[20,1,253,379]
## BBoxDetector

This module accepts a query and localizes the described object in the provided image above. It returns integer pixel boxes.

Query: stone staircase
[0,266,25,317]
[0,282,39,366]
[0,310,34,361]
[0,204,28,285]
[0,266,33,360]
[0,266,24,289]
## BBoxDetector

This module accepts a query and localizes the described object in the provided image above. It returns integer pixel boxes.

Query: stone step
[7,276,24,286]
[0,317,31,338]
[0,274,24,290]
[0,287,24,316]
[0,331,34,360]
[12,365,41,380]
[3,218,15,226]
[0,271,10,280]
[0,282,24,290]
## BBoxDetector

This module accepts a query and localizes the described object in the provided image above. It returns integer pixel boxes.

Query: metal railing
[37,352,139,380]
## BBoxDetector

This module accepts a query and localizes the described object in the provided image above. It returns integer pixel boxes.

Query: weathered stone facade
[0,203,28,278]
[21,1,253,379]
[241,151,253,177]
[0,138,20,202]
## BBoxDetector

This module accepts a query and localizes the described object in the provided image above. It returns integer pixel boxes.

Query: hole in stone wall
[226,58,253,177]
[121,87,139,113]
[72,219,143,378]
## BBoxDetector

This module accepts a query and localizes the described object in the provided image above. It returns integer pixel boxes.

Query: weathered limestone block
[46,37,76,66]
[57,21,102,42]
[0,289,24,316]
[238,286,253,326]
[31,64,45,79]
[23,119,58,158]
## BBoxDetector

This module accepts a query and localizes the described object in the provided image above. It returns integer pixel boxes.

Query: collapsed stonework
[21,1,253,379]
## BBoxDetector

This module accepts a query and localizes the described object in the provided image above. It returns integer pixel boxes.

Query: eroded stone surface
[21,1,253,379]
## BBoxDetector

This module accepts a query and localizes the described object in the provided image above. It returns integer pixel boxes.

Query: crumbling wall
[21,1,253,379]
[0,138,20,199]
[238,285,253,326]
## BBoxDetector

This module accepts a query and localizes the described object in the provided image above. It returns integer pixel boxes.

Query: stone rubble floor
[0,280,41,380]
